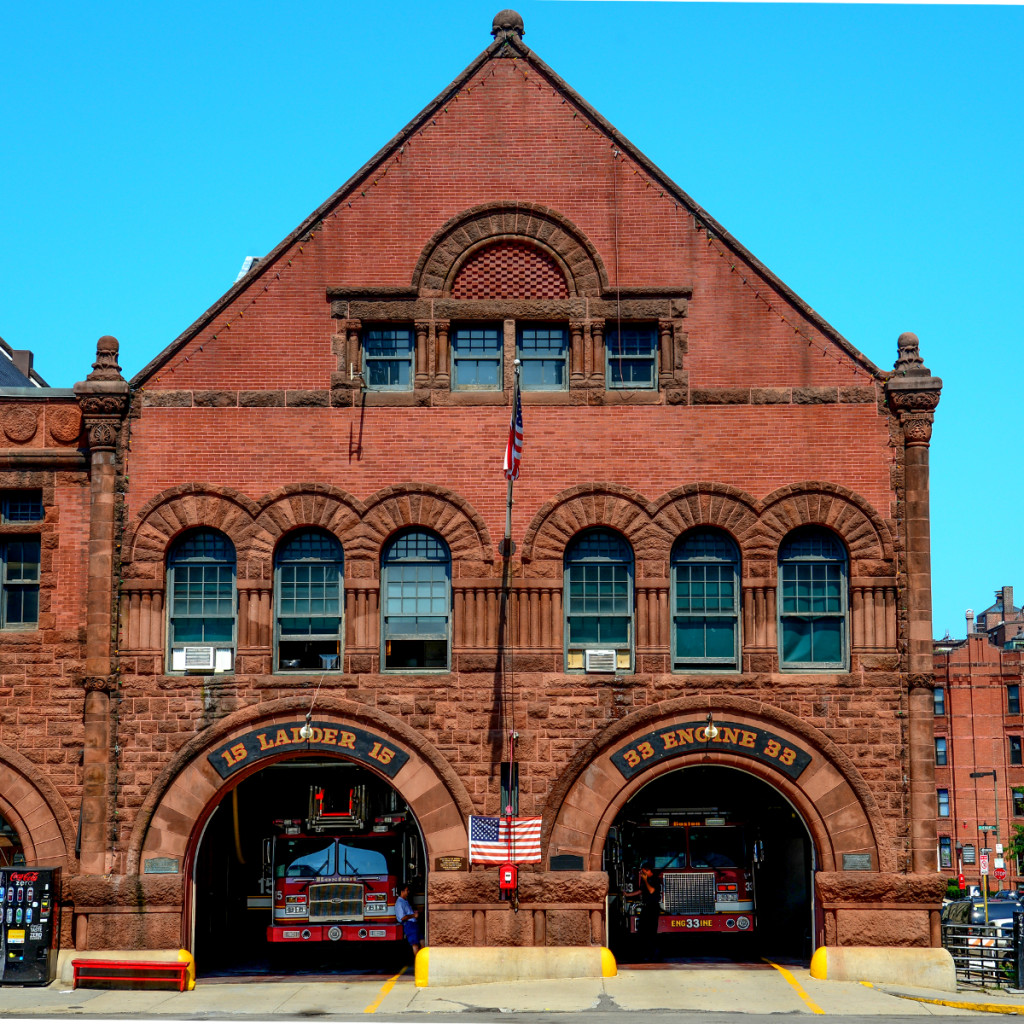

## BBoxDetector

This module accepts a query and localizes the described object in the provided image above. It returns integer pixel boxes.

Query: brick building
[934,594,1024,892]
[0,11,946,972]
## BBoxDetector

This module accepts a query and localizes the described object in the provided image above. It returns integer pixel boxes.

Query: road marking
[364,965,407,1013]
[889,992,1024,1015]
[763,957,826,1014]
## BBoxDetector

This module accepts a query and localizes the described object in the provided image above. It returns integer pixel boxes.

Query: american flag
[468,815,542,864]
[503,385,523,481]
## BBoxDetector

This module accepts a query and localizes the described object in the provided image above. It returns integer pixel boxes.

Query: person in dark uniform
[634,860,661,962]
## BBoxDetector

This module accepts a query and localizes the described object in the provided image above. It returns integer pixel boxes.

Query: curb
[414,945,617,987]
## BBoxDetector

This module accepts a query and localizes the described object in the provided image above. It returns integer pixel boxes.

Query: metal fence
[941,911,1024,989]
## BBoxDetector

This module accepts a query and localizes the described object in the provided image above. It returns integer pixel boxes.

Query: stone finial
[893,331,930,378]
[491,9,525,42]
[86,335,126,383]
[885,331,942,445]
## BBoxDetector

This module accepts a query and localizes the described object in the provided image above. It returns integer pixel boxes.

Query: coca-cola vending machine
[0,867,61,985]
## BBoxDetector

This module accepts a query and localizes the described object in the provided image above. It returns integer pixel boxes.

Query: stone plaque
[434,856,467,871]
[143,857,180,874]
[550,854,584,872]
[842,853,873,871]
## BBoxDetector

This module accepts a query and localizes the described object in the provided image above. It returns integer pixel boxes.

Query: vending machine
[0,867,61,985]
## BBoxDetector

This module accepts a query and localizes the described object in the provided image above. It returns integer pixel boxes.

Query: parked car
[942,898,1021,927]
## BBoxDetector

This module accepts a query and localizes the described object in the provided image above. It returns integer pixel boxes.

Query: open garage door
[191,757,425,978]
[604,765,814,965]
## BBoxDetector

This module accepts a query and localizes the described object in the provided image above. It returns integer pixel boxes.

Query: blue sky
[2,2,1021,637]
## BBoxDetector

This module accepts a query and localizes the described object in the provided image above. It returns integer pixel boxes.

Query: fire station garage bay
[0,10,944,978]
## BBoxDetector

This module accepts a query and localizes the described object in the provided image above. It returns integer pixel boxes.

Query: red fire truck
[263,784,420,945]
[609,809,762,937]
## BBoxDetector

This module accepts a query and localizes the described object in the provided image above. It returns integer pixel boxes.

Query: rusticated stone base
[69,874,183,951]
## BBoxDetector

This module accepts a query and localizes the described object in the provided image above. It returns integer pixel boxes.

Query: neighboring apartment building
[0,11,945,972]
[934,594,1024,891]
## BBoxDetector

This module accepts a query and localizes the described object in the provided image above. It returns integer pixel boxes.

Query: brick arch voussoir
[126,697,475,875]
[648,483,760,562]
[122,485,260,581]
[361,484,493,563]
[411,202,608,297]
[757,483,894,567]
[521,484,652,564]
[246,485,366,574]
[542,694,895,874]
[0,745,75,869]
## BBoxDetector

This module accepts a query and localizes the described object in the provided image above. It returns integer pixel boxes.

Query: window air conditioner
[584,649,617,673]
[182,646,216,671]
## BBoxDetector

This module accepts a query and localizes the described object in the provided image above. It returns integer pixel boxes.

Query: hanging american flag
[468,815,542,864]
[503,385,523,481]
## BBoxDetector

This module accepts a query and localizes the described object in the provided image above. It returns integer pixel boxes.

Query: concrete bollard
[414,945,617,987]
[809,945,956,992]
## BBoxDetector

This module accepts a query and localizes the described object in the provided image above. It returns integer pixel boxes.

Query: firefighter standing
[632,861,660,961]
[395,883,421,959]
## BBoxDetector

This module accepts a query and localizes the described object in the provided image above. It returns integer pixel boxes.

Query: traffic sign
[995,867,1007,881]
[979,853,989,875]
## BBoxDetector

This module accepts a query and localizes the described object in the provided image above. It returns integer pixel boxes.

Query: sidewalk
[0,965,1022,1017]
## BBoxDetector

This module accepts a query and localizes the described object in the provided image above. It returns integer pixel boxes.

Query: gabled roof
[132,12,884,388]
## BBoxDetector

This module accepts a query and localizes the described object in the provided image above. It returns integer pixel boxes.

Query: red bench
[71,958,191,991]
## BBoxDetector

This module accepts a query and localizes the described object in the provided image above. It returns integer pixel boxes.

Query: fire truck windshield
[642,832,687,870]
[689,826,744,869]
[278,839,335,878]
[337,842,388,875]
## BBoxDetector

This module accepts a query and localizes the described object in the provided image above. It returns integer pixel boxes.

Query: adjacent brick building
[0,10,947,970]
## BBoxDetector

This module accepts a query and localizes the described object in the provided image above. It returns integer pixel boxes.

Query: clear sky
[3,1,1021,638]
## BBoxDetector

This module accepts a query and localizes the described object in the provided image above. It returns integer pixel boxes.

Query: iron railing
[941,911,1023,989]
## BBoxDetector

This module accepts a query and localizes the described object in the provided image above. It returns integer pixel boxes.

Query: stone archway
[0,746,74,869]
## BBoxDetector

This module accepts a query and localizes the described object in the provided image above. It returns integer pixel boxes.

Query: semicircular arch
[544,694,895,875]
[647,483,761,563]
[411,202,608,297]
[0,744,75,868]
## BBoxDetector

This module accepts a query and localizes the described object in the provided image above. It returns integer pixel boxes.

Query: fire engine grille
[662,872,716,915]
[308,882,363,923]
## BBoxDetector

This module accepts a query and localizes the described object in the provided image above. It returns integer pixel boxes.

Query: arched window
[381,529,451,671]
[778,527,848,670]
[167,528,236,672]
[275,529,344,672]
[671,528,740,670]
[564,529,633,672]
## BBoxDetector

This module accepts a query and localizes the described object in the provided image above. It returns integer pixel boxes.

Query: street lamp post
[971,770,999,924]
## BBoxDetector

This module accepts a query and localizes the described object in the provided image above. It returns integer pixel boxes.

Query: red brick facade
[0,13,946,964]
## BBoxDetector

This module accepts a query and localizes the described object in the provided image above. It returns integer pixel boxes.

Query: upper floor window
[606,326,657,390]
[167,528,235,672]
[518,325,568,391]
[935,736,947,766]
[778,527,848,671]
[1010,735,1023,766]
[1014,788,1024,817]
[364,326,413,391]
[381,529,450,671]
[0,537,39,630]
[1,491,42,523]
[671,528,740,671]
[934,686,946,716]
[564,529,633,673]
[452,324,502,391]
[1009,684,1021,716]
[938,835,953,870]
[275,529,343,673]
[937,789,950,817]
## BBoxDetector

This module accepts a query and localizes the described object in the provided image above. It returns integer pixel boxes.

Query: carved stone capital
[901,414,934,445]
[82,675,115,694]
[885,332,941,440]
[907,673,935,691]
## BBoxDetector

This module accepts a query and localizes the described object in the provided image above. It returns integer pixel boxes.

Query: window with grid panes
[935,736,947,766]
[564,529,633,671]
[778,528,848,670]
[517,325,568,391]
[1014,788,1024,817]
[1010,735,1023,765]
[606,326,657,389]
[938,836,953,869]
[452,324,502,390]
[381,529,450,670]
[167,529,236,648]
[1,491,43,523]
[363,327,413,390]
[671,528,740,670]
[937,789,950,817]
[0,537,40,629]
[275,529,343,672]
[1009,684,1021,715]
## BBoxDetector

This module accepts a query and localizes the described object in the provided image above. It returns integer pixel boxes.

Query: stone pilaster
[886,331,941,875]
[73,336,130,874]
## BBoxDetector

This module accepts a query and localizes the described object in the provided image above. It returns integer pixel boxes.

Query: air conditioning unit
[169,646,233,673]
[584,649,617,673]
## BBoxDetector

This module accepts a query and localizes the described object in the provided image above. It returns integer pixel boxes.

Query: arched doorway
[0,812,25,867]
[603,765,814,965]
[190,754,426,977]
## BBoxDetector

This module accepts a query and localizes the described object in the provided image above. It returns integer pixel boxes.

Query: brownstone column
[569,320,585,384]
[886,332,941,875]
[434,319,451,388]
[74,337,129,874]
[590,321,605,386]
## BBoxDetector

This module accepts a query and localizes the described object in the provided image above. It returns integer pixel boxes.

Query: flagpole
[504,360,520,551]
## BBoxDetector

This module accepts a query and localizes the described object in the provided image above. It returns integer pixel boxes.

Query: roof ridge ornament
[491,9,525,50]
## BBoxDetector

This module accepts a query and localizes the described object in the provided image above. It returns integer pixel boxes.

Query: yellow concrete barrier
[414,945,617,987]
[809,945,956,992]
[56,948,195,988]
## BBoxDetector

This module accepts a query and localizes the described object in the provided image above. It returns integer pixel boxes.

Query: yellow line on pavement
[364,965,407,1013]
[888,992,1024,1015]
[763,957,826,1014]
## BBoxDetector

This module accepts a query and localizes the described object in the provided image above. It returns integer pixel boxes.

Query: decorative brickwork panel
[451,241,569,300]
